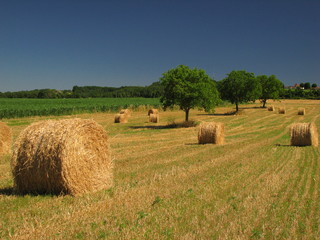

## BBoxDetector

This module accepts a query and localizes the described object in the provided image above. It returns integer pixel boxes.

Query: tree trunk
[185,109,190,122]
[262,99,267,108]
[235,103,239,112]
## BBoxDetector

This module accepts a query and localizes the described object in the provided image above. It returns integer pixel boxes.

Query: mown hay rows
[2,101,320,239]
[0,122,12,156]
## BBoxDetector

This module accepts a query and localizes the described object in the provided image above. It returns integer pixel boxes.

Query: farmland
[0,99,320,239]
[0,98,161,119]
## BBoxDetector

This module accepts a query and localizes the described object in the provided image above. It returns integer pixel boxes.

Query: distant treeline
[0,82,164,99]
[0,81,319,99]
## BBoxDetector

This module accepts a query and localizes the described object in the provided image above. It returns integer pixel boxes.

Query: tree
[312,83,317,88]
[299,83,305,89]
[257,74,283,107]
[160,65,220,121]
[218,70,261,111]
[304,82,311,89]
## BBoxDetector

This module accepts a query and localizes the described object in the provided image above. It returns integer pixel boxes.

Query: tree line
[0,67,319,106]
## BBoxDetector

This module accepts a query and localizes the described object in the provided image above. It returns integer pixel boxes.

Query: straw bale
[278,107,286,114]
[198,122,224,144]
[298,108,305,115]
[290,122,318,147]
[11,118,113,195]
[268,106,275,111]
[148,109,159,116]
[149,113,159,123]
[0,122,12,155]
[114,113,128,123]
[119,109,131,116]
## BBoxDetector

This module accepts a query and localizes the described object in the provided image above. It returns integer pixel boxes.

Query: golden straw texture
[149,113,159,123]
[11,118,113,195]
[0,122,12,156]
[290,123,318,147]
[278,107,286,114]
[114,113,128,123]
[148,109,158,116]
[267,106,275,111]
[298,108,305,115]
[198,122,224,145]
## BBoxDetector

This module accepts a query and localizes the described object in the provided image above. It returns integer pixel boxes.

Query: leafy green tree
[304,82,311,89]
[312,83,317,88]
[160,65,220,121]
[257,75,283,107]
[218,70,261,111]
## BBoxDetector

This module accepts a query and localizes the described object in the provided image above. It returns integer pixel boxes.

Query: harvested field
[0,99,319,239]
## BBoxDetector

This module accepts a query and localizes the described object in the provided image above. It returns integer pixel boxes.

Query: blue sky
[1,0,319,91]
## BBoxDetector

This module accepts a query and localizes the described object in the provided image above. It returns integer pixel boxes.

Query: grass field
[0,99,319,239]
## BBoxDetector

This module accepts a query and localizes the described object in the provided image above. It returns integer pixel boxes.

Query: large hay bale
[298,108,305,115]
[198,122,224,145]
[114,113,128,123]
[119,109,131,116]
[11,118,113,195]
[290,123,318,147]
[149,113,159,123]
[278,107,286,114]
[148,109,158,116]
[268,106,275,111]
[0,122,12,155]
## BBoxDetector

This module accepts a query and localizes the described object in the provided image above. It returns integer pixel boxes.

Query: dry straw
[278,107,286,114]
[290,122,318,147]
[268,106,275,111]
[0,122,12,156]
[148,109,158,116]
[298,108,305,115]
[119,109,131,116]
[114,113,128,123]
[11,118,113,195]
[149,113,159,123]
[198,122,224,144]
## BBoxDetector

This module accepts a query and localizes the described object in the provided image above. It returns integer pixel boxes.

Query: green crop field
[0,98,161,119]
[0,99,320,239]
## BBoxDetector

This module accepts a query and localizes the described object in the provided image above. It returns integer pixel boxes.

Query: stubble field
[0,99,319,239]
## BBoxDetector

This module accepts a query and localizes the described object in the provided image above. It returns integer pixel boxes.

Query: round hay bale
[290,122,318,147]
[148,109,158,116]
[11,118,113,195]
[198,122,224,145]
[114,113,128,123]
[298,108,305,115]
[278,107,286,114]
[268,106,275,111]
[119,109,131,116]
[0,122,12,156]
[149,113,159,123]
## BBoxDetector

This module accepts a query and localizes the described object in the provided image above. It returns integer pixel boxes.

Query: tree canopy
[218,70,261,111]
[160,65,220,121]
[257,74,283,107]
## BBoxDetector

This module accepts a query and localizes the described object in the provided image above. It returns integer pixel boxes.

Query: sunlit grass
[0,99,319,239]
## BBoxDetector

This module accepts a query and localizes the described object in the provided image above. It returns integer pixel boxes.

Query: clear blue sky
[1,0,319,92]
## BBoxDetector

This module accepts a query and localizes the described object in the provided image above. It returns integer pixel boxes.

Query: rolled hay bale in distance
[268,106,275,111]
[114,113,128,123]
[149,113,159,123]
[298,108,305,115]
[119,109,131,116]
[0,122,12,156]
[148,109,158,116]
[198,122,224,145]
[290,122,318,147]
[278,107,286,114]
[11,118,113,195]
